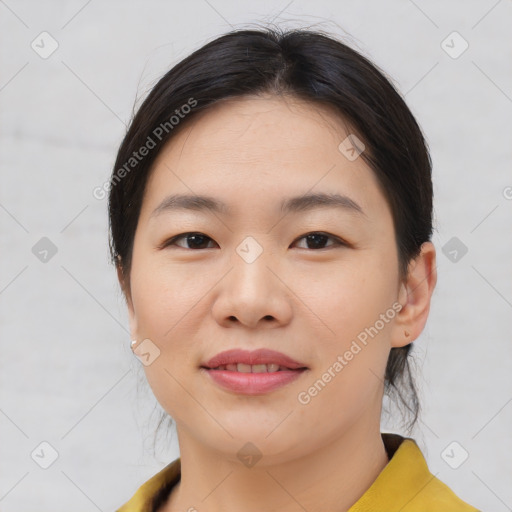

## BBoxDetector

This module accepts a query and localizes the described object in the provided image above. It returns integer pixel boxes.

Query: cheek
[293,254,398,348]
[131,258,213,338]
[294,263,395,416]
[291,253,398,412]
[130,260,217,419]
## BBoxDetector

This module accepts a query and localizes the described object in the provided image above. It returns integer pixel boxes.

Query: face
[124,94,408,463]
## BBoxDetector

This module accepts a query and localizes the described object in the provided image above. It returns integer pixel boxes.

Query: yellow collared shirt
[117,433,480,511]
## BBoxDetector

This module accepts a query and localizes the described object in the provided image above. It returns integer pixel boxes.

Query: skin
[119,94,437,512]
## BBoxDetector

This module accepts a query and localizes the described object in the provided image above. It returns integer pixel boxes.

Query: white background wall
[0,1,511,510]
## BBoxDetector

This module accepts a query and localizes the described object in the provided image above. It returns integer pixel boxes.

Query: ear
[391,241,437,348]
[116,262,138,341]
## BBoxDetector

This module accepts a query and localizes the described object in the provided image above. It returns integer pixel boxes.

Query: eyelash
[160,232,348,251]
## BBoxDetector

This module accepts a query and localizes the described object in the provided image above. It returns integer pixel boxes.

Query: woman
[110,26,480,512]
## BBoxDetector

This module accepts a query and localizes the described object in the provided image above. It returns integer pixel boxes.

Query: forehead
[164,94,353,159]
[139,94,390,225]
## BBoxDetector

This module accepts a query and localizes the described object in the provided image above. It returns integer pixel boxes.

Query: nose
[210,244,293,329]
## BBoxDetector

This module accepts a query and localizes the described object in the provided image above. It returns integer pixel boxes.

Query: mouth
[201,348,308,372]
[200,348,308,395]
[202,363,305,372]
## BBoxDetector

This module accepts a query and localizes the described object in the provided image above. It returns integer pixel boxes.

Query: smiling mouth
[203,363,307,373]
[200,359,309,395]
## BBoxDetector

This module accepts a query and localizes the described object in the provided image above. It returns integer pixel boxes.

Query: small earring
[130,340,137,351]
[404,330,410,338]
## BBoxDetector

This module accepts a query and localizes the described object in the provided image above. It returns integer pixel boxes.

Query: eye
[160,231,347,251]
[161,232,217,250]
[291,232,346,250]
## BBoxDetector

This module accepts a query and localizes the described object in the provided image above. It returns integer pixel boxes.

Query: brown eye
[161,231,346,251]
[163,233,216,250]
[292,232,345,250]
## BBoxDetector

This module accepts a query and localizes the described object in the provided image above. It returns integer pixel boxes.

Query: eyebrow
[149,192,366,219]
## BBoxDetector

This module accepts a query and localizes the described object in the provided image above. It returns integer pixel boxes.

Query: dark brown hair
[108,25,433,507]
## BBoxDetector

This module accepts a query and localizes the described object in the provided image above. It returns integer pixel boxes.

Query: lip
[202,348,307,370]
[200,348,308,395]
[202,368,307,395]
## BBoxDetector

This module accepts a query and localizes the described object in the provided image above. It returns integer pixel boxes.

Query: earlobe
[391,242,437,348]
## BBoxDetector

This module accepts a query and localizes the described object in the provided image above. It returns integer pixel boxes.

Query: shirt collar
[117,433,478,511]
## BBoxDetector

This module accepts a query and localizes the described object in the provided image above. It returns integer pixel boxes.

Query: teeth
[212,363,286,372]
[251,364,268,373]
